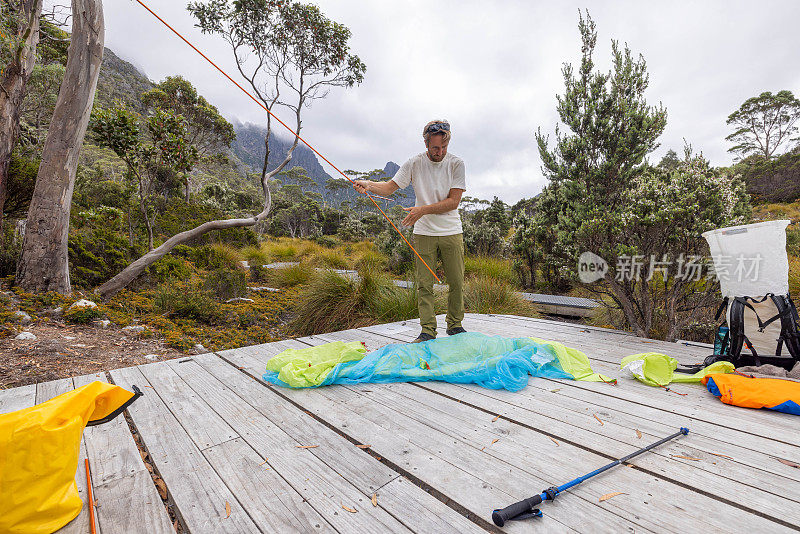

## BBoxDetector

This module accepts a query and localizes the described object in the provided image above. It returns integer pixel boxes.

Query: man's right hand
[353,180,370,194]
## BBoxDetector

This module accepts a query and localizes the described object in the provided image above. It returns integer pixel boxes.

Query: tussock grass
[354,249,388,272]
[240,244,270,266]
[790,256,800,296]
[464,255,517,286]
[310,250,350,270]
[461,275,538,316]
[265,263,314,288]
[209,243,244,269]
[289,267,417,336]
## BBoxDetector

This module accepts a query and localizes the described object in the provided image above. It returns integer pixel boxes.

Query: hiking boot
[446,327,467,336]
[412,332,436,343]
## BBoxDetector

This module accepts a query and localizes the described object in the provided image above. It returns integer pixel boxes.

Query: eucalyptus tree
[0,0,43,245]
[726,90,800,161]
[95,0,365,298]
[15,0,104,293]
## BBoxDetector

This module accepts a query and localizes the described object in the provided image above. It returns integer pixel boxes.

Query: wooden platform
[2,313,799,533]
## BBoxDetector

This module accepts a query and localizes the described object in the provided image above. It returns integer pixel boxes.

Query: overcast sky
[100,0,800,203]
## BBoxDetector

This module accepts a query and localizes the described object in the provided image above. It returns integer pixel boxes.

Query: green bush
[249,264,269,283]
[186,244,242,270]
[0,227,21,278]
[68,226,140,288]
[64,304,104,324]
[204,268,247,301]
[154,284,223,324]
[150,255,193,283]
[154,198,258,247]
[313,234,340,248]
[312,250,349,270]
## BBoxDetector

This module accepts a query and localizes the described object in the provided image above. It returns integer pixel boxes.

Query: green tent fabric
[620,352,734,387]
[262,332,612,391]
[265,341,367,388]
[529,336,611,383]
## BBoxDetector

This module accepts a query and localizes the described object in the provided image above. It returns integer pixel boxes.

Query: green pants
[414,233,465,336]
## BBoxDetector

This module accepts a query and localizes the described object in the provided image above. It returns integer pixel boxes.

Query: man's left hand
[402,206,427,227]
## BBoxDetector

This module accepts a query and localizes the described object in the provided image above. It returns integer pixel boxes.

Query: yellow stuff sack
[0,381,137,534]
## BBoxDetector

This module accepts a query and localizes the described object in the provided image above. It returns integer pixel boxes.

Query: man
[354,119,467,343]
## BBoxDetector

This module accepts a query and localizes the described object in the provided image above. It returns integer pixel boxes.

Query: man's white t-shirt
[391,152,466,236]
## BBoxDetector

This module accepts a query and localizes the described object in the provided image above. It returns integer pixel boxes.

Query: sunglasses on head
[425,122,450,134]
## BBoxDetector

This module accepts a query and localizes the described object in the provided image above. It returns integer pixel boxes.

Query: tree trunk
[15,0,104,293]
[0,0,43,247]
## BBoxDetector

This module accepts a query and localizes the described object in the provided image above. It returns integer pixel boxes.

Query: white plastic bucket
[702,220,790,298]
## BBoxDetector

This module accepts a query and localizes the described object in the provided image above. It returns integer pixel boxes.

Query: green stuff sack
[620,352,733,387]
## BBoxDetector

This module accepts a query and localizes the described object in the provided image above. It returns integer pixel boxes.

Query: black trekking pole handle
[492,494,544,527]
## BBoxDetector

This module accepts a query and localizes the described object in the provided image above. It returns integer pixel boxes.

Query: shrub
[377,230,414,274]
[0,226,21,278]
[249,264,269,283]
[354,250,388,273]
[150,255,193,283]
[790,256,800,296]
[154,284,223,324]
[313,234,340,248]
[265,241,298,260]
[64,304,104,324]
[154,198,258,247]
[204,268,247,301]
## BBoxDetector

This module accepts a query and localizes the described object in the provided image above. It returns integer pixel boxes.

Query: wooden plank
[0,383,36,414]
[350,317,800,457]
[456,314,800,445]
[291,380,649,533]
[109,365,260,533]
[138,361,238,450]
[166,356,413,534]
[217,339,308,373]
[73,373,173,534]
[192,353,487,534]
[217,346,568,533]
[73,373,142,484]
[315,322,800,529]
[188,353,398,494]
[434,378,800,485]
[305,328,800,485]
[337,382,794,533]
[91,471,174,534]
[280,383,581,533]
[406,381,800,526]
[202,438,336,533]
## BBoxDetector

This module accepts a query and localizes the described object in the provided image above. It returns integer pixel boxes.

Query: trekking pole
[492,427,689,527]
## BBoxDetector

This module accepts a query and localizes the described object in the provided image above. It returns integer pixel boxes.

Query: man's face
[426,134,449,162]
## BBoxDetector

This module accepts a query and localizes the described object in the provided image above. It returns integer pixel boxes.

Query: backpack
[705,293,800,370]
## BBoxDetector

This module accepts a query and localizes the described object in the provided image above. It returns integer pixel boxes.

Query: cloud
[96,0,799,203]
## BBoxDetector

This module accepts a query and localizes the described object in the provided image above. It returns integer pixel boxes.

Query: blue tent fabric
[262,332,602,392]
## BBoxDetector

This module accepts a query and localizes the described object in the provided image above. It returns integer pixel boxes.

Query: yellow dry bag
[0,381,140,534]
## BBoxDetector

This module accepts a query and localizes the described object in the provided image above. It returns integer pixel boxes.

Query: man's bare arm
[353,179,399,197]
[401,188,465,227]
